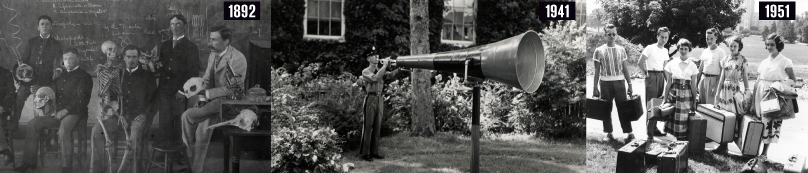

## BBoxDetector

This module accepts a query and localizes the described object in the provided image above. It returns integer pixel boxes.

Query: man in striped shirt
[592,24,635,141]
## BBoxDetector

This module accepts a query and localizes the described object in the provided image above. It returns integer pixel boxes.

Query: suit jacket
[156,37,200,95]
[54,67,93,116]
[20,36,63,86]
[0,67,15,111]
[119,66,157,121]
[203,45,247,100]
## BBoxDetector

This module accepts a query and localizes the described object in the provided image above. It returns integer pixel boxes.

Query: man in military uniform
[358,47,399,161]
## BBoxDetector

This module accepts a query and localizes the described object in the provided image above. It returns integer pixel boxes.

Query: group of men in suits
[2,13,247,173]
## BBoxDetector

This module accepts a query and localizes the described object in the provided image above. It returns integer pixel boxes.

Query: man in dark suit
[16,48,92,173]
[13,15,63,131]
[89,45,157,173]
[155,14,200,143]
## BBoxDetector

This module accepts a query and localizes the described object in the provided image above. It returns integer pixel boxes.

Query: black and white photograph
[270,0,586,172]
[586,0,808,172]
[0,0,270,172]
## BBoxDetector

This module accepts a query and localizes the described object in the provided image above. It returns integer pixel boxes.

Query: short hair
[123,45,141,55]
[170,14,187,24]
[731,37,744,52]
[604,24,616,32]
[677,38,692,49]
[706,28,721,40]
[37,15,52,23]
[766,33,785,52]
[63,47,78,56]
[657,27,670,36]
[210,25,232,42]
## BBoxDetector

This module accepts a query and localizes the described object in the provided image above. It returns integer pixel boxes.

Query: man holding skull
[180,25,247,173]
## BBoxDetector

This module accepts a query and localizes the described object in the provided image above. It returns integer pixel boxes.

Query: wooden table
[219,99,270,173]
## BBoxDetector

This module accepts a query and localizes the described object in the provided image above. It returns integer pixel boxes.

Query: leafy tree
[802,24,808,43]
[771,21,777,33]
[598,0,745,48]
[778,20,797,43]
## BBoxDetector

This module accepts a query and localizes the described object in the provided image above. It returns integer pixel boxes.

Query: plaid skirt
[664,79,694,140]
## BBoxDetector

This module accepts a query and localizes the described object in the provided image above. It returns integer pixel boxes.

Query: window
[442,0,475,45]
[305,0,345,40]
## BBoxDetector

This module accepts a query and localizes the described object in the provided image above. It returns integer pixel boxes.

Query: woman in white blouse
[662,39,700,140]
[754,33,796,156]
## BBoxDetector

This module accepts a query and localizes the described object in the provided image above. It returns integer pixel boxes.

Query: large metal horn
[386,30,545,93]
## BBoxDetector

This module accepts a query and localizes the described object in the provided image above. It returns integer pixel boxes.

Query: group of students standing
[593,24,797,156]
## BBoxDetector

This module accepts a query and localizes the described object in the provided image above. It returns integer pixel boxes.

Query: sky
[586,0,808,16]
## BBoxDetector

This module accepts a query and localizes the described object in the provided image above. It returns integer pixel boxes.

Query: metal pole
[471,85,480,173]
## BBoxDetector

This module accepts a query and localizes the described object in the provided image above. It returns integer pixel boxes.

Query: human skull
[182,77,206,98]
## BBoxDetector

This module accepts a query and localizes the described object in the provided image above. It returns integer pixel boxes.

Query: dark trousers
[646,71,666,133]
[22,115,81,167]
[359,94,382,156]
[156,91,185,142]
[600,80,632,133]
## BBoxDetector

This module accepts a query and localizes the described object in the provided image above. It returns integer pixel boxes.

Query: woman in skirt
[754,33,796,156]
[714,37,749,114]
[663,39,700,140]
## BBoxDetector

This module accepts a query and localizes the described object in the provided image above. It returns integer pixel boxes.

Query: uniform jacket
[54,67,93,116]
[156,37,200,95]
[20,36,63,86]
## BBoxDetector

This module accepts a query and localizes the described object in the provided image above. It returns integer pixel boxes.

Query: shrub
[271,127,348,173]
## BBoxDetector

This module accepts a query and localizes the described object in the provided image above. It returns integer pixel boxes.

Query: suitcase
[697,104,737,143]
[735,114,764,156]
[657,141,689,173]
[586,97,611,121]
[645,142,666,166]
[647,98,669,121]
[785,155,806,173]
[741,157,768,173]
[617,94,643,121]
[616,139,647,173]
[688,113,707,154]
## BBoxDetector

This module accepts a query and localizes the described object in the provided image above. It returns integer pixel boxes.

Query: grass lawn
[585,131,787,173]
[341,132,586,173]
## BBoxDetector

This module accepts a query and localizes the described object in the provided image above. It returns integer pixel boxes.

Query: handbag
[762,89,796,119]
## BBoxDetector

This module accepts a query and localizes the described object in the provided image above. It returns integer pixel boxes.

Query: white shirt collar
[217,46,229,57]
[66,66,79,73]
[40,33,50,39]
[173,35,185,41]
[127,66,139,73]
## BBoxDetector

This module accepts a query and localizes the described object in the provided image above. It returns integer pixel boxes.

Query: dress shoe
[652,130,667,137]
[602,133,614,141]
[625,133,635,141]
[371,154,385,159]
[361,155,373,162]
[13,163,34,172]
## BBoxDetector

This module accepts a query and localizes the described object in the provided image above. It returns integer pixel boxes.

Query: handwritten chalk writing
[55,9,108,17]
[53,3,102,10]
[112,31,136,36]
[77,47,98,58]
[52,21,81,28]
[40,0,90,3]
[55,35,84,43]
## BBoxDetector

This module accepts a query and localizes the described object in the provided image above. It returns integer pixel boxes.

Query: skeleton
[207,109,259,132]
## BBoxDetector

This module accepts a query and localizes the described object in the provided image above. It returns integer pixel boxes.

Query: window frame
[303,0,346,41]
[441,0,476,46]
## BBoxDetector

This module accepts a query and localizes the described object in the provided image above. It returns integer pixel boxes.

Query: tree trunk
[409,0,435,137]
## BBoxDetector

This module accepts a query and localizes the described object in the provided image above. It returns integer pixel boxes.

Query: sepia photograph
[0,0,270,173]
[586,0,808,172]
[270,0,586,172]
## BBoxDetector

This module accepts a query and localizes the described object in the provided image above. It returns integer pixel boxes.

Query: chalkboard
[0,0,269,76]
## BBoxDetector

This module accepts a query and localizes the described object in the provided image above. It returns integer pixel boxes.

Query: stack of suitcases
[657,141,689,173]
